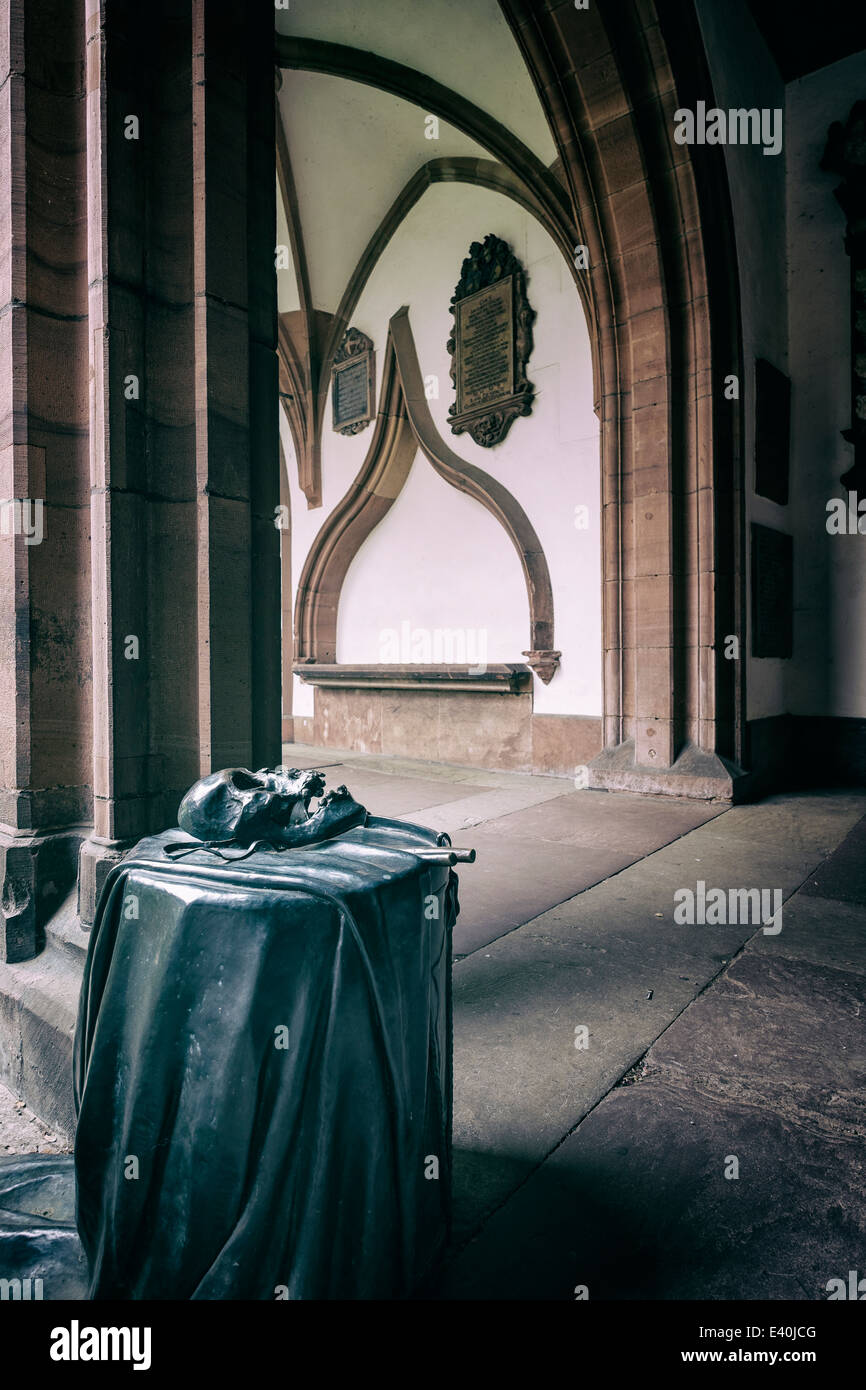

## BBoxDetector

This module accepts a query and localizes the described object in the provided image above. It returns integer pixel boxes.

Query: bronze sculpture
[173,766,367,854]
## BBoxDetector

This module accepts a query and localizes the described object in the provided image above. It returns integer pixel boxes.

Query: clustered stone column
[0,0,92,960]
[1,0,280,955]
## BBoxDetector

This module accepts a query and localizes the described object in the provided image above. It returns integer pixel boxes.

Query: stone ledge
[294,663,532,694]
[0,827,86,963]
[0,934,79,1141]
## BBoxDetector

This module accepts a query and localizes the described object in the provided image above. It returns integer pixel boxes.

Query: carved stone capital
[522,649,561,684]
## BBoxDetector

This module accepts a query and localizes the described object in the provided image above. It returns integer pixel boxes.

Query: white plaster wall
[284,180,601,720]
[278,75,487,312]
[276,181,299,313]
[695,0,788,722]
[338,455,529,668]
[787,53,866,718]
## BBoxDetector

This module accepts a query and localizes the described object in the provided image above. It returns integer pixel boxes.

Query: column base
[78,837,133,929]
[587,739,750,802]
[0,827,86,963]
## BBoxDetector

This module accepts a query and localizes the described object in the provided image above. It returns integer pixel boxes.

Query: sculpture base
[74,818,457,1299]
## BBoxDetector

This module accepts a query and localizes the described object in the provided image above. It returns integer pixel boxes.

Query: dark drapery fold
[73,818,456,1299]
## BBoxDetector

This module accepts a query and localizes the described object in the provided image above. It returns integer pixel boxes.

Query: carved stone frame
[447,233,535,447]
[332,327,375,436]
[822,100,866,491]
[294,308,560,684]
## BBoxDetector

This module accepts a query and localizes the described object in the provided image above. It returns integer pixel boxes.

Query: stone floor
[4,743,865,1299]
[288,747,866,1300]
[283,743,724,953]
[0,1080,70,1156]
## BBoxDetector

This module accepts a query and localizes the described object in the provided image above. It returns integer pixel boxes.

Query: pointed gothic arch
[293,309,557,677]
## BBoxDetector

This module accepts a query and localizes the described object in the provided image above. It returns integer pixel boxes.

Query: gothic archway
[500,0,745,791]
[294,309,557,677]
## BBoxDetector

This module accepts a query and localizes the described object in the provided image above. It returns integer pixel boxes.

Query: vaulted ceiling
[276,75,488,314]
[274,0,866,511]
[273,0,564,506]
[275,1,555,164]
[274,0,556,316]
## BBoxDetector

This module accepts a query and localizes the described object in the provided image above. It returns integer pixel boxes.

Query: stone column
[0,0,92,961]
[78,0,279,924]
[279,448,294,743]
[191,0,280,778]
[79,0,158,921]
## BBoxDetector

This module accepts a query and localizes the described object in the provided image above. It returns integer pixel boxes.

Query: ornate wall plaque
[754,357,791,505]
[822,100,866,491]
[751,523,793,659]
[332,327,374,435]
[447,234,535,447]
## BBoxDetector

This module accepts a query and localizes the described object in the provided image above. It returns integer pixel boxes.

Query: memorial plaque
[331,327,374,436]
[456,278,514,414]
[447,234,535,448]
[754,357,791,505]
[751,522,793,658]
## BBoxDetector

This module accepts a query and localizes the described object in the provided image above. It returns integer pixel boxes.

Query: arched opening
[275,0,746,791]
[276,21,607,775]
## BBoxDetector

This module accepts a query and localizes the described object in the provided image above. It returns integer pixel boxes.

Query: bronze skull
[177,767,366,849]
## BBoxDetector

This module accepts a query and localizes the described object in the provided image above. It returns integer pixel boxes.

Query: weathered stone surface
[0,1079,70,1155]
[531,714,603,775]
[753,893,866,977]
[0,831,83,964]
[483,787,722,851]
[326,768,489,819]
[452,834,651,952]
[76,839,127,930]
[0,1,92,876]
[436,806,866,1297]
[439,1079,866,1300]
[649,952,866,1134]
[400,779,572,836]
[589,738,746,800]
[799,814,866,904]
[446,793,866,1237]
[0,935,78,1138]
[313,687,538,772]
[442,920,866,1296]
[0,841,38,963]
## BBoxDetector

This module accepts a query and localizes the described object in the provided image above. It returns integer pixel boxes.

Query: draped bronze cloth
[72,818,456,1299]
